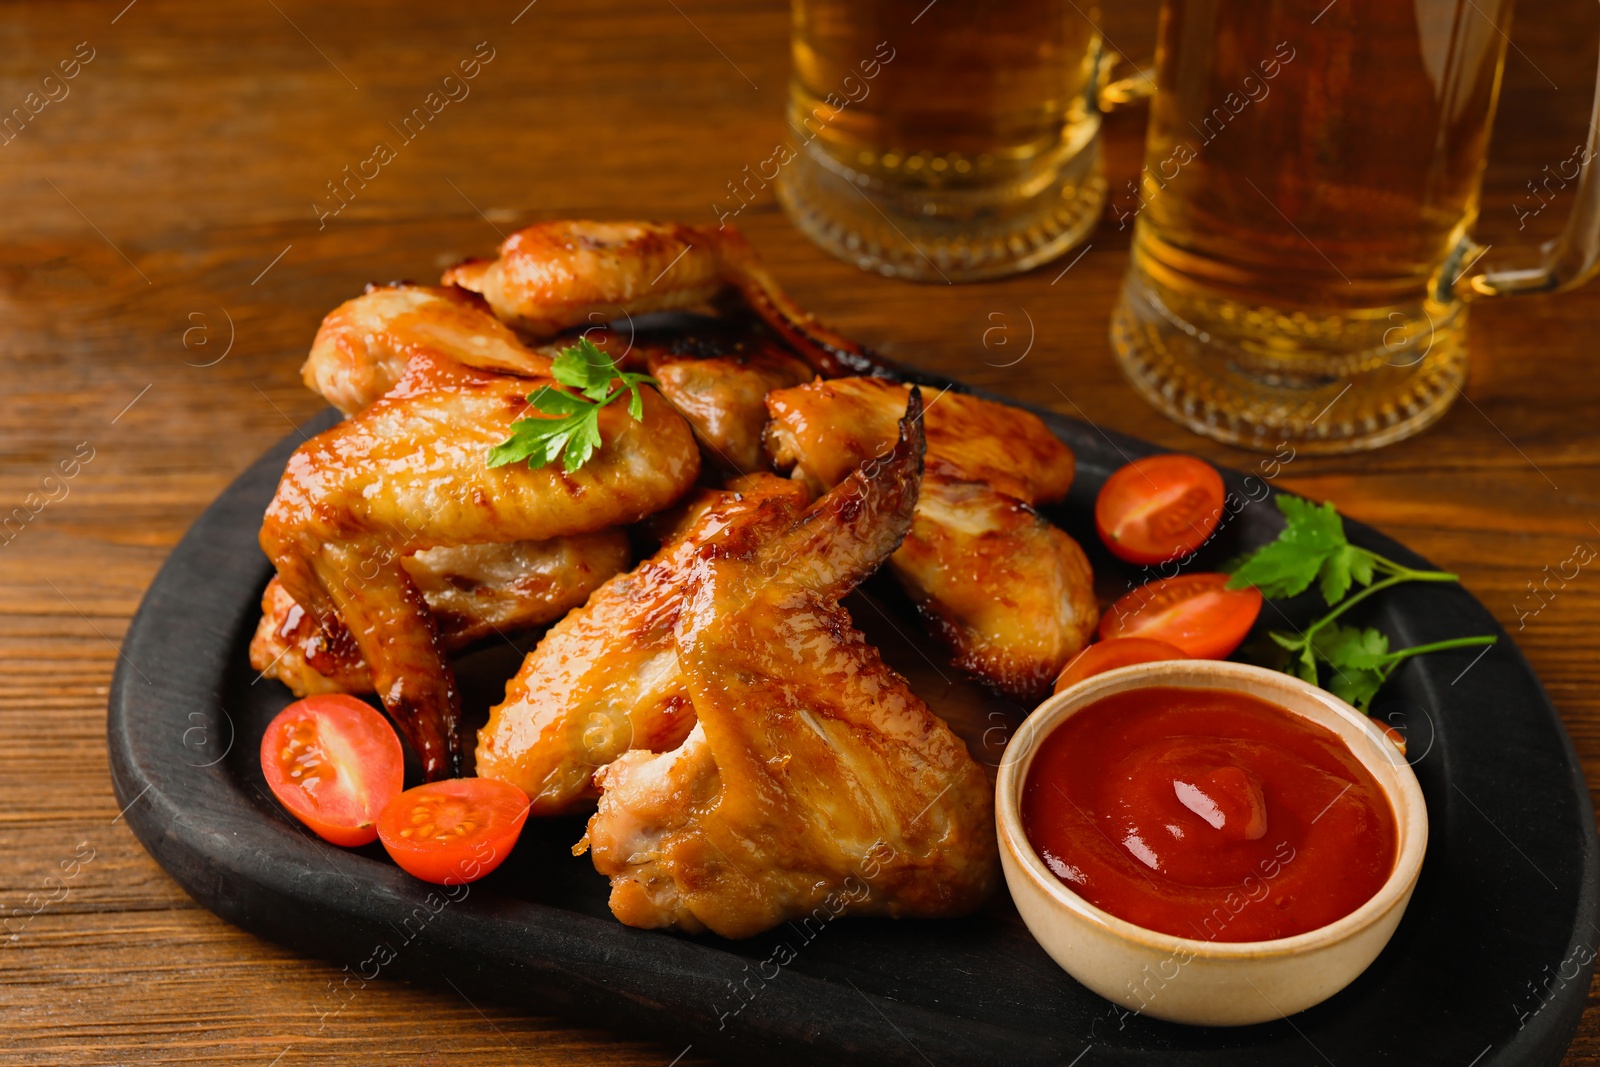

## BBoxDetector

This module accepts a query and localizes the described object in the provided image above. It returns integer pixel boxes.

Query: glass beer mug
[1112,0,1600,453]
[778,0,1119,281]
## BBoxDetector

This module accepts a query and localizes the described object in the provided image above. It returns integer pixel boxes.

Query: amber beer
[779,0,1105,281]
[1113,0,1521,452]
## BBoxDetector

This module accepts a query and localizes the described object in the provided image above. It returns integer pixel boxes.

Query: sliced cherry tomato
[1095,454,1226,565]
[1099,573,1262,661]
[261,694,404,847]
[377,778,530,885]
[1379,722,1408,758]
[1053,637,1190,693]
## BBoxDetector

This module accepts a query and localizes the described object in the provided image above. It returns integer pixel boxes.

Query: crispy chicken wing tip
[757,386,925,600]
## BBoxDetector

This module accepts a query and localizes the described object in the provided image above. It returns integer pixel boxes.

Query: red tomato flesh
[1053,637,1190,693]
[1099,573,1262,660]
[261,694,404,847]
[1095,454,1225,565]
[377,778,530,885]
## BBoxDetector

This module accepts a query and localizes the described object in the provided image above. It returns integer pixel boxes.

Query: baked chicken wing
[443,219,888,377]
[303,279,814,477]
[272,253,816,729]
[249,531,631,696]
[582,320,813,475]
[476,474,813,813]
[302,284,549,414]
[896,474,1098,699]
[586,390,997,938]
[765,376,1097,700]
[259,352,700,779]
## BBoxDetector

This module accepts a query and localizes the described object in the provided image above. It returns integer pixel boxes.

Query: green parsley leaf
[1227,496,1351,599]
[1312,624,1391,671]
[1229,495,1495,715]
[551,338,622,402]
[529,384,596,417]
[1348,548,1375,588]
[1326,663,1387,712]
[1265,630,1314,681]
[1316,625,1392,713]
[1292,647,1320,685]
[1316,543,1356,605]
[486,340,657,474]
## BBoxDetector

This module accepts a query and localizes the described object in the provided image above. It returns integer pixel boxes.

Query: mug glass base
[1110,269,1468,455]
[776,133,1105,284]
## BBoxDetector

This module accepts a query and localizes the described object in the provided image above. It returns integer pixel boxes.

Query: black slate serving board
[109,350,1599,1066]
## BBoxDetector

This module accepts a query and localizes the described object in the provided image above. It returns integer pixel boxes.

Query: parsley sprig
[1227,497,1496,711]
[486,339,657,473]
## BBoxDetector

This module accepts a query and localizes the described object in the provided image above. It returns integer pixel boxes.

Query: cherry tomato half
[377,778,530,885]
[1095,454,1226,565]
[1099,573,1262,661]
[1053,637,1190,693]
[261,694,404,847]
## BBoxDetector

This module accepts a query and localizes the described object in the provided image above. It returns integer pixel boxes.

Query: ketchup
[1021,687,1396,942]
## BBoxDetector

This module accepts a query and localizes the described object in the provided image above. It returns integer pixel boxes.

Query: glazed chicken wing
[274,275,808,723]
[476,474,813,813]
[586,390,997,938]
[307,281,811,475]
[584,320,813,475]
[249,531,632,696]
[303,284,549,414]
[896,474,1098,699]
[268,285,627,695]
[260,353,700,778]
[765,376,1097,700]
[443,220,888,377]
[765,376,1075,501]
[650,350,808,474]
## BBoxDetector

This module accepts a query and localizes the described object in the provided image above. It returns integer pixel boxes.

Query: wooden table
[3,1,1597,1063]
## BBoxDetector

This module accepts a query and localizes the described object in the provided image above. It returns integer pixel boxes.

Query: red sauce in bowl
[1020,686,1397,942]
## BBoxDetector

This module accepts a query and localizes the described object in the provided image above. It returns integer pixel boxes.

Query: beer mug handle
[1458,71,1600,299]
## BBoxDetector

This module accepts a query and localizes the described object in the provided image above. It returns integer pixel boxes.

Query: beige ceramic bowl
[995,659,1427,1027]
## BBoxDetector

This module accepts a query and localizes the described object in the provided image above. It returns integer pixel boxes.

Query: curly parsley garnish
[1228,496,1496,711]
[486,339,656,473]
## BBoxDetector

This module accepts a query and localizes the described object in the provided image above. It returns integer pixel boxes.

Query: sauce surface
[1021,686,1396,942]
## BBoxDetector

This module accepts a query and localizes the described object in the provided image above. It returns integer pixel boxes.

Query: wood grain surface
[1,1,1597,1064]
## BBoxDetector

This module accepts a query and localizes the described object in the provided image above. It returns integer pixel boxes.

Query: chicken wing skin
[442,220,887,377]
[764,376,1075,502]
[652,354,809,475]
[250,576,369,695]
[303,298,806,536]
[582,320,813,475]
[443,221,724,338]
[303,284,549,414]
[249,531,632,696]
[896,474,1098,699]
[476,474,813,813]
[587,390,998,938]
[765,376,1096,701]
[307,279,811,475]
[259,353,700,779]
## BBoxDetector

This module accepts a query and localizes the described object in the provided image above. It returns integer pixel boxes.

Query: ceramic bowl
[995,659,1427,1027]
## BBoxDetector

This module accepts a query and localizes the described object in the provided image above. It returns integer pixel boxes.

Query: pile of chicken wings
[250,221,1098,938]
